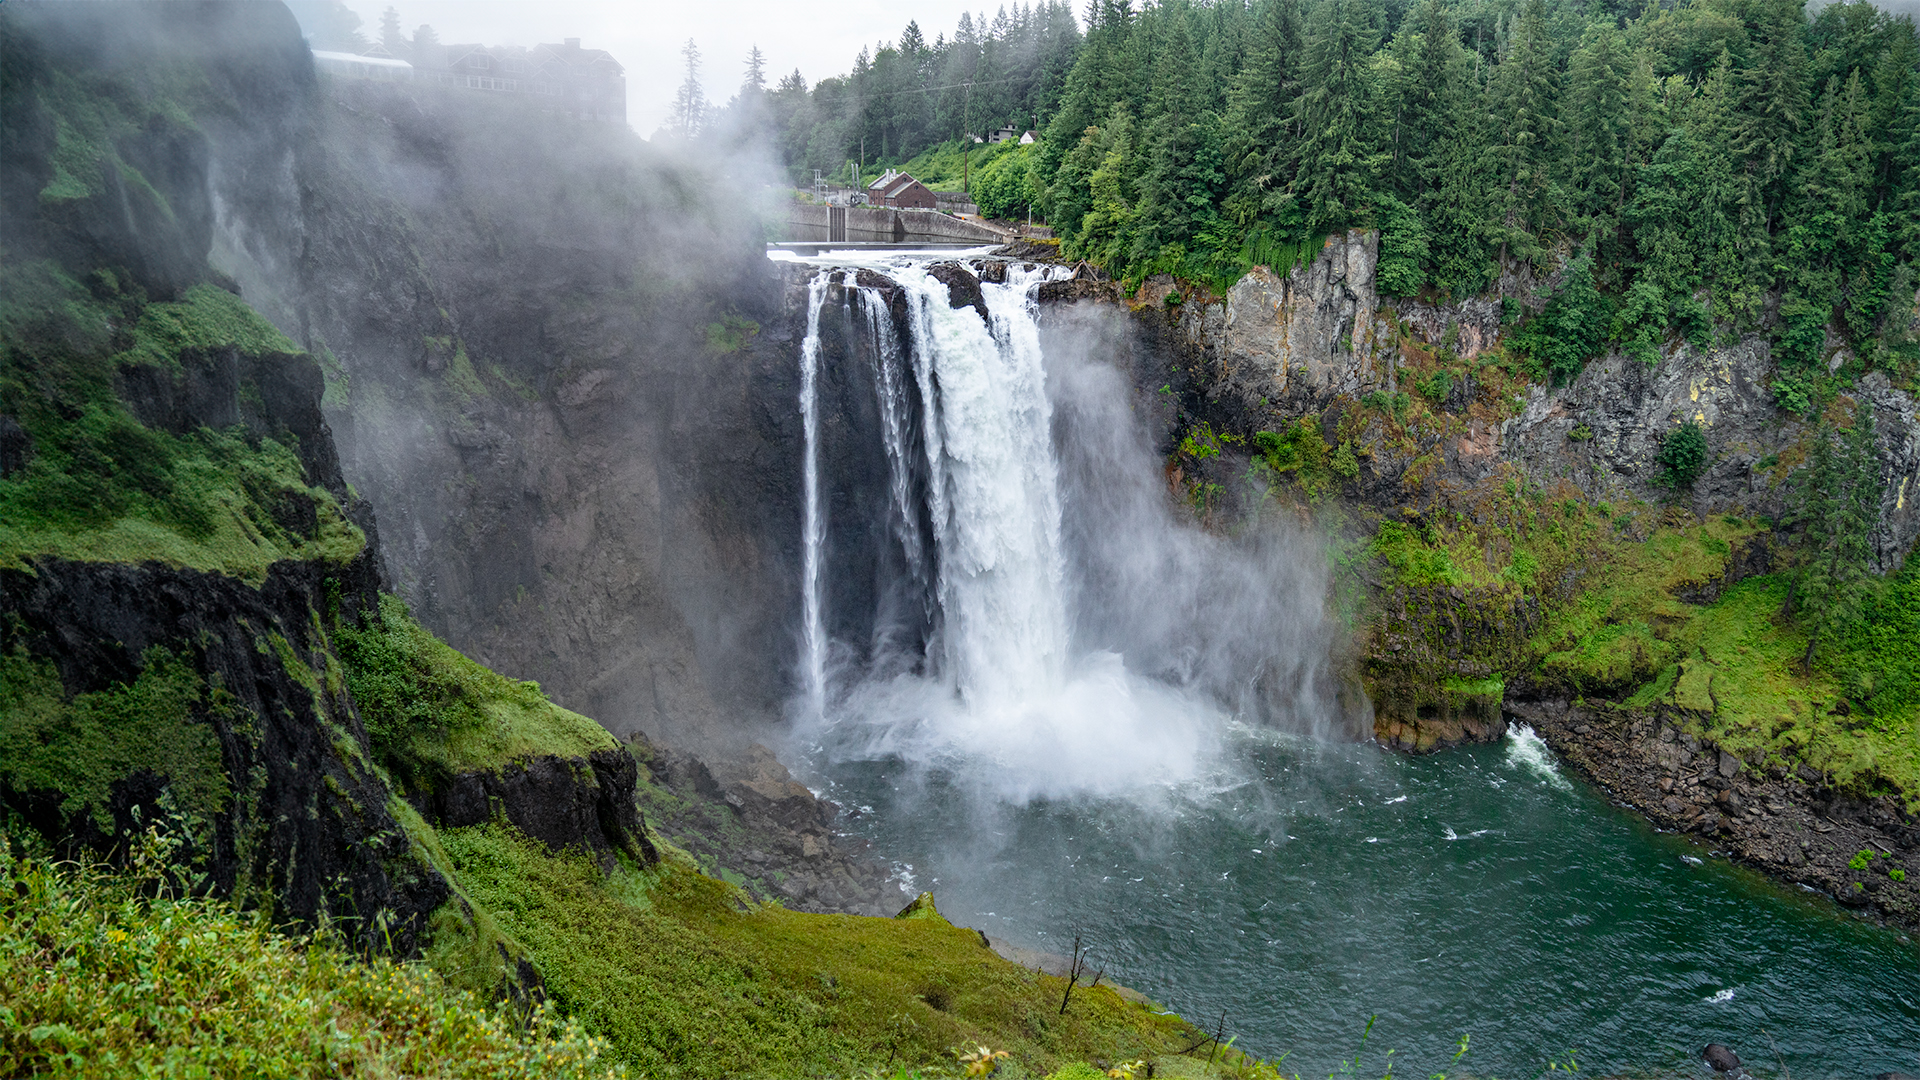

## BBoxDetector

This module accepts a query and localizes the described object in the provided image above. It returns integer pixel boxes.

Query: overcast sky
[331,1,1029,137]
[328,0,1920,137]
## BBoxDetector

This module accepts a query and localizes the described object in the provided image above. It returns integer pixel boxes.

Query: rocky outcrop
[1129,229,1920,560]
[0,554,450,951]
[411,748,655,872]
[627,734,903,916]
[1185,231,1386,406]
[1503,343,1920,572]
[1513,700,1920,933]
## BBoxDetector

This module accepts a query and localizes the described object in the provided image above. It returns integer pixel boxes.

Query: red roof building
[866,170,937,210]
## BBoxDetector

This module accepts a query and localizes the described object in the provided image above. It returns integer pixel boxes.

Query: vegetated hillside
[0,5,1205,1076]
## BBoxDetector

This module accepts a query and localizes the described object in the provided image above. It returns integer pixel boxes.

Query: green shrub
[1513,249,1611,387]
[1849,849,1875,871]
[1361,390,1410,424]
[1890,868,1907,882]
[332,595,613,780]
[1653,420,1708,490]
[0,829,622,1080]
[972,144,1038,219]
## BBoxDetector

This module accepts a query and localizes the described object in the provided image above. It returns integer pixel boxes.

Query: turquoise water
[816,725,1920,1077]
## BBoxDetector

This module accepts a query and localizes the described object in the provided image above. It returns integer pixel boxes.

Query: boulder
[1702,1044,1741,1072]
[927,262,988,320]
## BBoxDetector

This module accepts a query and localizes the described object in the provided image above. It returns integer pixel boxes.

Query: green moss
[335,595,614,784]
[439,824,1187,1078]
[1614,575,1920,806]
[34,67,186,208]
[1442,673,1505,701]
[113,284,299,373]
[703,315,759,355]
[1371,520,1463,588]
[0,644,225,831]
[0,262,364,582]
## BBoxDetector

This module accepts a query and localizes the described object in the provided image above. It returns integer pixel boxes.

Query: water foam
[1503,722,1573,790]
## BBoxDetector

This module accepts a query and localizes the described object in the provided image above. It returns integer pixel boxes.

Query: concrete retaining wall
[785,202,1007,243]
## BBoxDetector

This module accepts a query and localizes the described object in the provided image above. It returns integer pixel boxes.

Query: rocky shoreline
[1508,700,1920,935]
[624,733,905,916]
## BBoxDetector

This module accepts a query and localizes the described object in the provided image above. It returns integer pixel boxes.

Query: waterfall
[797,270,831,721]
[858,287,937,667]
[899,263,1071,703]
[778,252,1333,802]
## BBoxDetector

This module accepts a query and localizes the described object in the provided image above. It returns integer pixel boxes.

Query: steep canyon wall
[1122,231,1920,751]
[210,74,810,756]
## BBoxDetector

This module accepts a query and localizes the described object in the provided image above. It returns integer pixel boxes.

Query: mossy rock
[895,891,947,922]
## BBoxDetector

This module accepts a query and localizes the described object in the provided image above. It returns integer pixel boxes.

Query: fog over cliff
[201,54,815,757]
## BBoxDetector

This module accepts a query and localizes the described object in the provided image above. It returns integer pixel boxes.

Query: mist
[786,259,1360,808]
[202,41,811,756]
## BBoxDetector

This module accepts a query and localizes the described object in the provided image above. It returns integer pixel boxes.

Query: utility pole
[961,79,974,195]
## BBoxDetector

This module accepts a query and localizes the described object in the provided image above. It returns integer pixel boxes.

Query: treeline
[760,3,1083,181]
[1041,0,1915,388]
[776,0,1920,396]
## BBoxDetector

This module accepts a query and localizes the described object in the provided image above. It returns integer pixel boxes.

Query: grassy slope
[0,262,363,583]
[894,138,1024,192]
[441,825,1188,1080]
[0,831,621,1080]
[336,601,1191,1075]
[333,594,616,785]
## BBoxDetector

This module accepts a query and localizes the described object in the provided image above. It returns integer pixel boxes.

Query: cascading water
[787,255,1263,801]
[772,250,1917,1075]
[796,270,832,722]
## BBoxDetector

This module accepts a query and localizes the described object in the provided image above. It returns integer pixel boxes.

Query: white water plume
[797,270,831,722]
[1503,722,1572,790]
[783,252,1341,804]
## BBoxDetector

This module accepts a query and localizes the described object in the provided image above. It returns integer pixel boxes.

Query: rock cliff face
[1161,231,1920,553]
[1109,230,1920,751]
[0,1,654,949]
[211,73,805,758]
[1198,231,1387,405]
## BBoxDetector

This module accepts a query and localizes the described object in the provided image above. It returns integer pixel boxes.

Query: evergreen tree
[1423,54,1494,296]
[1794,398,1882,670]
[379,6,405,56]
[1566,22,1634,227]
[1395,0,1461,202]
[1290,0,1384,235]
[669,39,709,139]
[1222,0,1306,240]
[1069,106,1141,267]
[1038,0,1134,232]
[1736,0,1811,230]
[1133,3,1220,260]
[1486,0,1560,270]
